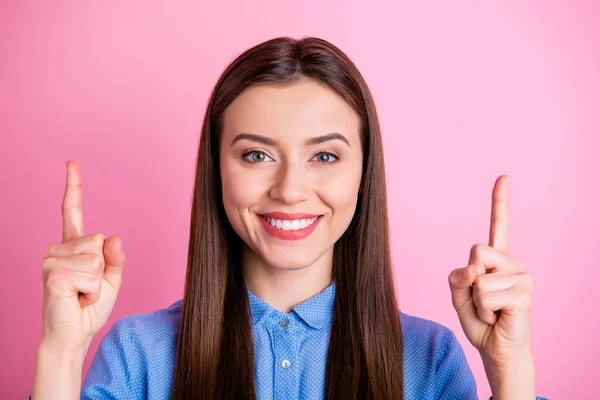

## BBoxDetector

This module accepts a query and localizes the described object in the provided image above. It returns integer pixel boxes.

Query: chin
[259,251,318,270]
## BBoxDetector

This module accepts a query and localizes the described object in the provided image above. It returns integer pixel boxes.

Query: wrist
[32,342,86,400]
[483,354,536,400]
[36,340,87,366]
[38,333,93,354]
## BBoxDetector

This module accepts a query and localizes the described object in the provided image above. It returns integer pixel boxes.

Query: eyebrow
[230,132,351,147]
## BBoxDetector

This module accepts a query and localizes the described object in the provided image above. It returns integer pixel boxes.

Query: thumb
[448,265,481,327]
[103,236,125,292]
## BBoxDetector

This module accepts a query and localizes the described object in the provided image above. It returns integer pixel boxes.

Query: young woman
[32,37,547,399]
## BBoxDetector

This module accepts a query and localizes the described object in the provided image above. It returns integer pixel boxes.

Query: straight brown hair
[171,36,404,399]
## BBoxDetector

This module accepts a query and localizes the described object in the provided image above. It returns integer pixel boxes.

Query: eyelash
[241,150,340,164]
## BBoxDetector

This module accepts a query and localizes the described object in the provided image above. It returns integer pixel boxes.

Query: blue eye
[312,152,339,163]
[242,151,339,164]
[242,151,273,163]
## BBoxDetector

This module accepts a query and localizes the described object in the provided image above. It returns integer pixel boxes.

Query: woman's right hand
[40,160,126,355]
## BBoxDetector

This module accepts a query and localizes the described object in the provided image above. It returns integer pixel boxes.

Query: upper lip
[260,211,322,220]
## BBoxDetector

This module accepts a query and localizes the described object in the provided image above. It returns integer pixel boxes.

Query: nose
[269,160,311,205]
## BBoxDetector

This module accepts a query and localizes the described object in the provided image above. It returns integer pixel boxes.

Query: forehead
[222,78,361,146]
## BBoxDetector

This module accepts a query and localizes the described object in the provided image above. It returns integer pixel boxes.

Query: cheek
[220,163,266,215]
[316,166,362,215]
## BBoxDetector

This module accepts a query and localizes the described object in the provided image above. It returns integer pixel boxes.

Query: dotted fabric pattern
[58,281,549,400]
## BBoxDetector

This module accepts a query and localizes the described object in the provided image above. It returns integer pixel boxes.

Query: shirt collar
[247,281,336,329]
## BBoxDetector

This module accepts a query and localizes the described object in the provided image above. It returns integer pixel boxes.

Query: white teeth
[262,216,319,231]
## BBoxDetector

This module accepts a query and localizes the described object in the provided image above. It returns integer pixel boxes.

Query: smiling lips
[258,211,323,240]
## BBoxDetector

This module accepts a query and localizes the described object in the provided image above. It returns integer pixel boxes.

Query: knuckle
[470,243,477,256]
[448,269,459,285]
[470,243,486,259]
[44,245,56,259]
[41,258,56,278]
[92,255,105,273]
[42,257,52,269]
[473,275,487,291]
[93,233,106,247]
[471,243,485,253]
[517,292,531,309]
[478,293,492,310]
[520,273,534,292]
[45,269,65,290]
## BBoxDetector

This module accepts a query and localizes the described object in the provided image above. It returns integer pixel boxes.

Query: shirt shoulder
[104,297,183,355]
[397,311,549,400]
[398,310,463,372]
[81,299,184,400]
[399,310,465,367]
[398,310,479,399]
[399,310,454,343]
[117,298,183,343]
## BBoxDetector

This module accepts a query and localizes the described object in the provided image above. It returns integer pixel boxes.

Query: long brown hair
[171,36,404,399]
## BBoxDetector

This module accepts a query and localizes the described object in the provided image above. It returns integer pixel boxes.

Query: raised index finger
[62,160,84,243]
[488,174,509,255]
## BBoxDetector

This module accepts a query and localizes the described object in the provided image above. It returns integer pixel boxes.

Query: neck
[241,244,333,313]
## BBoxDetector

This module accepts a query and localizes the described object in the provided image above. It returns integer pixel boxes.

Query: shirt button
[279,319,289,328]
[281,359,291,369]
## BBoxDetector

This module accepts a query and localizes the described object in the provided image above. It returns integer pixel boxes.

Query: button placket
[272,316,298,400]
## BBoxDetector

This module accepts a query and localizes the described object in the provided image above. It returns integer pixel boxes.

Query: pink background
[1,1,598,398]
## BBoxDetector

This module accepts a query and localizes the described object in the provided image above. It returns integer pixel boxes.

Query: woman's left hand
[448,175,534,371]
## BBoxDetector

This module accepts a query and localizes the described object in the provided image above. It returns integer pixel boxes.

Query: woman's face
[220,78,363,270]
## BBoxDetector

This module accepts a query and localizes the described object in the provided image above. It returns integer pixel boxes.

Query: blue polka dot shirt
[39,281,546,399]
